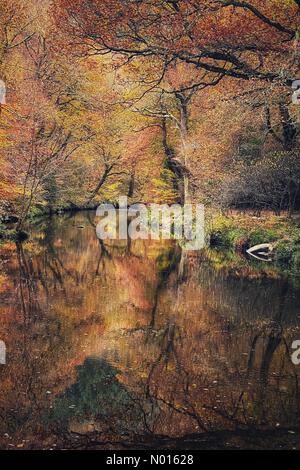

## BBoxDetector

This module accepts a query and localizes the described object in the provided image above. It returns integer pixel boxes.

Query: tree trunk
[279,102,297,151]
[161,117,182,196]
[127,172,135,198]
[86,164,114,204]
[175,92,190,204]
[161,116,174,161]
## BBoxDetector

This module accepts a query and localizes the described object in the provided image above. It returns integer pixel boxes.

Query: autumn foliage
[1,0,300,226]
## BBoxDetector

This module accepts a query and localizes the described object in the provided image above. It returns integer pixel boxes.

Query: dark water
[0,211,300,449]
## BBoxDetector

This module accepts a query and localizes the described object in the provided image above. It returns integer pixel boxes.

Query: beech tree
[55,0,300,86]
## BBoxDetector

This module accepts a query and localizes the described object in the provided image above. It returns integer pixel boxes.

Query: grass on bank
[207,210,300,275]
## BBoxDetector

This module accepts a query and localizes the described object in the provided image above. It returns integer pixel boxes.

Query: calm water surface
[0,211,300,449]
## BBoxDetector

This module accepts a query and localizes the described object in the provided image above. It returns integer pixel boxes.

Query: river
[0,211,300,449]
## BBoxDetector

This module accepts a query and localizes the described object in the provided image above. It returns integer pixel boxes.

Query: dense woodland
[1,0,300,229]
[2,1,300,451]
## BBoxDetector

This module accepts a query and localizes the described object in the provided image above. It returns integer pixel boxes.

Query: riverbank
[0,204,97,241]
[1,208,300,276]
[208,211,300,275]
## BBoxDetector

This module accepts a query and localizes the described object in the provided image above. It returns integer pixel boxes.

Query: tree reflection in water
[0,211,300,449]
